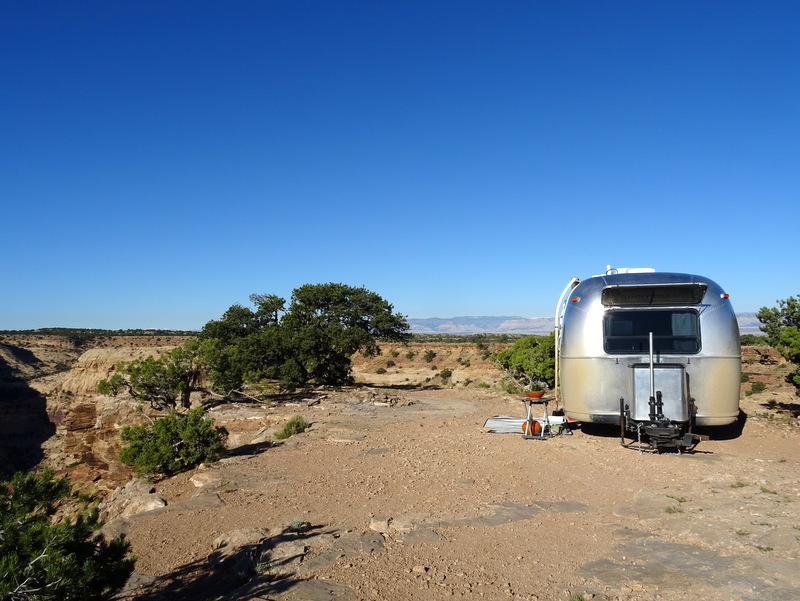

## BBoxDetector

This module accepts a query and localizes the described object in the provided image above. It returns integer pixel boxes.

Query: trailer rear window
[604,310,700,354]
[601,284,707,306]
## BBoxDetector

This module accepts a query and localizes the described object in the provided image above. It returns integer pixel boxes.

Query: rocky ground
[1,337,799,601]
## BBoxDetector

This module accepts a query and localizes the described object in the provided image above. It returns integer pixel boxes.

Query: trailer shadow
[577,409,748,445]
[577,422,620,438]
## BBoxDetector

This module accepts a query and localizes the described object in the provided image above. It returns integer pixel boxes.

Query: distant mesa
[736,312,764,336]
[408,316,554,335]
[409,313,764,336]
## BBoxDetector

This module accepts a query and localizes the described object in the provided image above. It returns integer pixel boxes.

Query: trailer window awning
[601,284,707,306]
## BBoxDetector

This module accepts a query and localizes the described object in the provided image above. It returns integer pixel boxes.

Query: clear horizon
[0,311,765,334]
[3,2,798,330]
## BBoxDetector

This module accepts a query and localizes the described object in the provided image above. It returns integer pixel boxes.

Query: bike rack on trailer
[618,332,702,454]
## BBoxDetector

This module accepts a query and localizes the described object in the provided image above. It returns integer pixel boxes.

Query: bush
[386,360,395,368]
[119,408,228,477]
[741,373,750,383]
[439,368,453,381]
[778,326,800,364]
[751,381,766,394]
[405,351,416,360]
[740,334,769,346]
[423,350,437,363]
[376,367,387,374]
[790,366,800,392]
[275,415,309,440]
[492,333,556,391]
[0,470,135,600]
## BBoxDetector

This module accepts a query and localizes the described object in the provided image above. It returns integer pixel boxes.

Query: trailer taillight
[570,296,580,302]
[720,293,730,299]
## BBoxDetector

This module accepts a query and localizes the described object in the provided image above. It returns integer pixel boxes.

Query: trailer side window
[604,310,700,354]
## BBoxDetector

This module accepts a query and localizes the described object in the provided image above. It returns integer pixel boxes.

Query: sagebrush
[275,415,309,440]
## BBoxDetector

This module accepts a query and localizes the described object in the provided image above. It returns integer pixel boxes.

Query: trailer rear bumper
[566,411,739,427]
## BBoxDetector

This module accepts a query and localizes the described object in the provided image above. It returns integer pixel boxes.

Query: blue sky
[2,1,798,330]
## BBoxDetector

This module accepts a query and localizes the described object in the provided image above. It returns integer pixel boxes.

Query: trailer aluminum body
[556,268,740,449]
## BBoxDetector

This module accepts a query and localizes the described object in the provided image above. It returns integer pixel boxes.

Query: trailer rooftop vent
[601,284,707,306]
[597,266,656,276]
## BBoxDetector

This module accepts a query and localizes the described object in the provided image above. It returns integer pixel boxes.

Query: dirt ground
[108,347,800,601]
[3,336,798,601]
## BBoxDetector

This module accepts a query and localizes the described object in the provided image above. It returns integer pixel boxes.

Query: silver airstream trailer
[554,267,741,451]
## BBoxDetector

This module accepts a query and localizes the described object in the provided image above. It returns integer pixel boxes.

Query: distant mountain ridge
[409,313,764,336]
[408,316,554,335]
[736,312,764,336]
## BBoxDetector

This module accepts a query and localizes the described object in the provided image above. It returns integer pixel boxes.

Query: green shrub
[778,326,800,364]
[386,360,395,368]
[275,415,309,440]
[740,334,769,346]
[791,365,800,391]
[423,350,437,362]
[376,367,387,374]
[741,373,750,383]
[0,470,135,600]
[751,381,766,394]
[119,408,228,477]
[439,368,452,381]
[390,350,400,358]
[492,333,555,390]
[405,351,416,360]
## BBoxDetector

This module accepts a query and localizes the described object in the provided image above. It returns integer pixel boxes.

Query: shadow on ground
[759,399,800,418]
[124,526,343,601]
[226,440,274,458]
